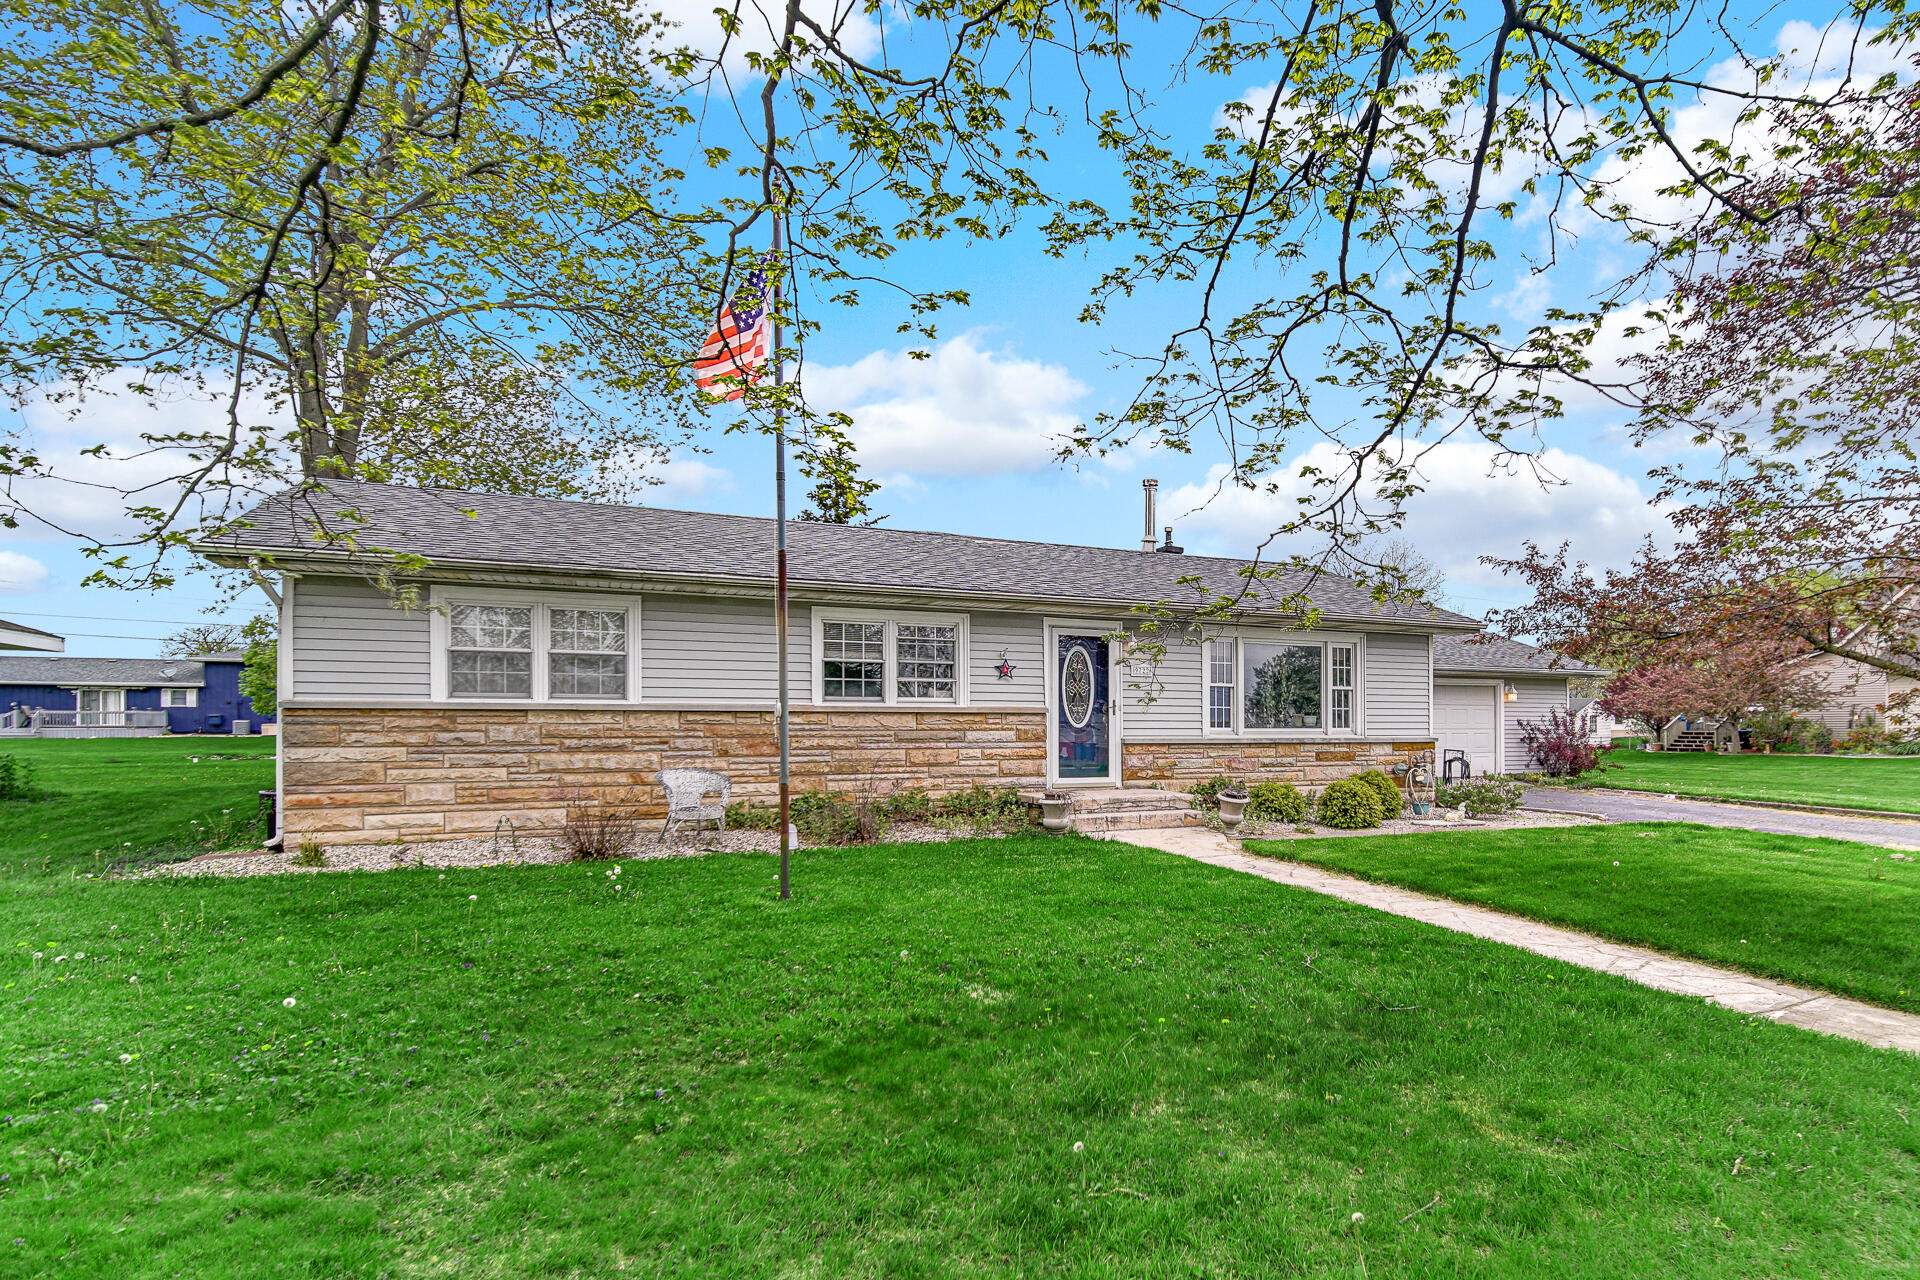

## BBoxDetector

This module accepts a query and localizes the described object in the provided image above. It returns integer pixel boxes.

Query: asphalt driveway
[1522,786,1920,850]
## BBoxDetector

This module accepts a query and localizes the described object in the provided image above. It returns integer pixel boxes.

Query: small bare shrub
[562,808,642,861]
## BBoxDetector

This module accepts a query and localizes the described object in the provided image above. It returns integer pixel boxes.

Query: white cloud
[3,373,287,542]
[643,452,734,502]
[1165,440,1668,601]
[803,333,1088,477]
[0,550,49,591]
[651,0,883,88]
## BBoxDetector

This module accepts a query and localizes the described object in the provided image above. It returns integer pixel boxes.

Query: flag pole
[773,213,792,901]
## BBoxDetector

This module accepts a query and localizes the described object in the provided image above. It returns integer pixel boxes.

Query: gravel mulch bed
[141,822,1025,879]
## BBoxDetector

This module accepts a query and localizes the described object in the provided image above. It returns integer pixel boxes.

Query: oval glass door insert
[1063,646,1095,729]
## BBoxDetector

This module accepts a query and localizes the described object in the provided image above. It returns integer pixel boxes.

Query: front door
[1055,634,1112,782]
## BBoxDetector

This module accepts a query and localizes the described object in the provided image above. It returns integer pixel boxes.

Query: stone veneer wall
[280,706,1048,844]
[1123,738,1433,789]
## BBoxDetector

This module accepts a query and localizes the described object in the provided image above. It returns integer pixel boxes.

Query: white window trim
[811,607,970,706]
[164,687,199,708]
[427,585,642,703]
[74,687,127,714]
[1198,633,1367,738]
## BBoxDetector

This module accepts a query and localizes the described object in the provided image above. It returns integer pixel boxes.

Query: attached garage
[1431,634,1609,777]
[1434,681,1501,777]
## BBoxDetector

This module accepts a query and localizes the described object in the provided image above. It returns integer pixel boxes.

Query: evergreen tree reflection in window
[1243,643,1322,729]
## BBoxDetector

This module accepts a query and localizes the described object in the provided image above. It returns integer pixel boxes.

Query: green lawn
[3,740,1918,1276]
[1585,748,1920,814]
[0,736,275,877]
[1250,823,1920,1013]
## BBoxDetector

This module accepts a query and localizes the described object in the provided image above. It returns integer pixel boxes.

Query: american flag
[694,258,774,402]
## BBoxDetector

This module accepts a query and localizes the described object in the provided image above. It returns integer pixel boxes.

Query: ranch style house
[197,481,1593,844]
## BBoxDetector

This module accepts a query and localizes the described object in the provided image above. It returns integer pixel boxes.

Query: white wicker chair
[658,768,731,837]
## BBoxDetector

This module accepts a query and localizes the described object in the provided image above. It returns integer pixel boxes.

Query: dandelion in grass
[1072,1142,1084,1154]
[117,1054,132,1064]
[283,997,297,1008]
[1351,1212,1365,1224]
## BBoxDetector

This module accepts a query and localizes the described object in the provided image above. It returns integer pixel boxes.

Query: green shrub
[1316,777,1384,829]
[1352,769,1404,819]
[1188,776,1236,807]
[1436,775,1524,816]
[724,800,779,830]
[0,753,44,802]
[1246,781,1305,823]
[1793,720,1835,754]
[1886,739,1920,756]
[791,791,889,846]
[931,785,1033,831]
[885,788,933,822]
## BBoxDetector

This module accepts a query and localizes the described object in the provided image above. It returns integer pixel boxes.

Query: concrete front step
[1070,807,1206,833]
[1019,787,1204,834]
[1020,787,1197,810]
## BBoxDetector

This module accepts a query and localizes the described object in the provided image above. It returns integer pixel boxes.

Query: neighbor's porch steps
[1020,787,1204,835]
[1669,731,1717,752]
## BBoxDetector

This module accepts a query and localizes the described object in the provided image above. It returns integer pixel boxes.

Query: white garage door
[1434,682,1500,777]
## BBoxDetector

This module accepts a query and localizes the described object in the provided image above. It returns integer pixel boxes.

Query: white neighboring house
[1788,608,1920,737]
[1431,634,1608,778]
[0,618,63,652]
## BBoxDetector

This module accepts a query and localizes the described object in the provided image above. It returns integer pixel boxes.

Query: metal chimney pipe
[1141,479,1159,552]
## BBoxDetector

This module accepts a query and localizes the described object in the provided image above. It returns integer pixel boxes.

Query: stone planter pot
[1216,791,1248,836]
[1039,793,1074,833]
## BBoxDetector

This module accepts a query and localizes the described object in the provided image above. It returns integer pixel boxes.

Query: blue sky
[0,2,1883,653]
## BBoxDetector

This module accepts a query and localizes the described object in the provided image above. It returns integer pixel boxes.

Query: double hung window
[817,614,964,704]
[1203,637,1360,735]
[438,594,636,701]
[548,608,629,699]
[449,604,535,697]
[821,621,886,700]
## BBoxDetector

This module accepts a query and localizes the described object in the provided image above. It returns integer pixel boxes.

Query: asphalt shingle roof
[200,481,1484,630]
[0,656,205,686]
[1433,633,1607,678]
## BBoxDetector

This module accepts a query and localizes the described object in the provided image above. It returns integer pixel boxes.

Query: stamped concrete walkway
[1522,785,1920,849]
[1113,825,1920,1056]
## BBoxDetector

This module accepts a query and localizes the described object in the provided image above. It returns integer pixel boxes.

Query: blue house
[0,651,274,736]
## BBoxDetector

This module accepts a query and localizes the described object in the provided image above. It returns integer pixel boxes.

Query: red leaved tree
[1597,646,1824,744]
[1492,62,1920,685]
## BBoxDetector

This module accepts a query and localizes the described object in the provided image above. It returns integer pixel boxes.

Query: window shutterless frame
[810,608,970,706]
[427,585,642,703]
[1198,633,1365,737]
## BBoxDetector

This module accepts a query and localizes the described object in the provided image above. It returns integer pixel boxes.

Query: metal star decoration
[995,650,1017,680]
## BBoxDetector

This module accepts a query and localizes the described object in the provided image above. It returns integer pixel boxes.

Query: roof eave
[199,544,1485,634]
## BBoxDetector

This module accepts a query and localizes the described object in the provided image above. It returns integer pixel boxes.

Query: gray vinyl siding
[1503,677,1571,769]
[1362,631,1431,737]
[1120,625,1432,740]
[290,575,431,699]
[970,612,1045,705]
[1798,651,1905,732]
[641,594,805,702]
[1118,630,1206,737]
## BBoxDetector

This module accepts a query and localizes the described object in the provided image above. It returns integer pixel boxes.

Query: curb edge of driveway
[1536,786,1920,825]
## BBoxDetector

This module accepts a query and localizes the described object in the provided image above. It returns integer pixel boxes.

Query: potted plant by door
[1215,784,1249,837]
[1039,790,1074,833]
